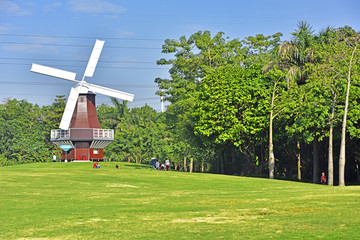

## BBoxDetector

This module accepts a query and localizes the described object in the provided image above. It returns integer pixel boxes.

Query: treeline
[1,22,359,185]
[152,22,360,186]
[0,97,64,166]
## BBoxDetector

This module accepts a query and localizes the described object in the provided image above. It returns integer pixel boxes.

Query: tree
[304,65,341,186]
[308,26,360,186]
[156,31,242,103]
[41,95,66,133]
[0,98,56,166]
[277,21,315,87]
[155,31,246,171]
[275,21,328,182]
[265,69,287,179]
[263,22,318,180]
[337,31,360,186]
[243,32,283,66]
[305,27,345,185]
[194,65,270,175]
[102,104,169,164]
[97,98,129,130]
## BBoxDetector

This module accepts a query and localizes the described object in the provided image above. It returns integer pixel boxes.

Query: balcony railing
[51,129,70,140]
[51,128,114,141]
[93,129,114,139]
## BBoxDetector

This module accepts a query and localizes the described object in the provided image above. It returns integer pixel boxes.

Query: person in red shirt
[321,172,327,185]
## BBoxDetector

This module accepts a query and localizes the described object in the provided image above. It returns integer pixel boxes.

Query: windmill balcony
[51,128,114,142]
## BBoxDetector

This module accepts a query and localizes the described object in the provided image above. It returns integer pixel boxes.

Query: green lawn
[0,162,359,239]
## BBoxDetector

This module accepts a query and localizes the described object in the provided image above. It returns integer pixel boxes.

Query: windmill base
[61,146,105,161]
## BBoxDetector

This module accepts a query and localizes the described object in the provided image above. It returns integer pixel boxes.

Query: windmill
[31,39,134,161]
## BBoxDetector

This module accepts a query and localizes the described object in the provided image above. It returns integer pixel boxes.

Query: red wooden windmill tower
[31,40,134,161]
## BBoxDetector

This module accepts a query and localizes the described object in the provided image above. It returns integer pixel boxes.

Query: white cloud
[67,0,127,15]
[0,0,31,16]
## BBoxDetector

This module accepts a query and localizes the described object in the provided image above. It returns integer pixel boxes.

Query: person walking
[165,159,170,171]
[155,160,160,170]
[321,172,327,185]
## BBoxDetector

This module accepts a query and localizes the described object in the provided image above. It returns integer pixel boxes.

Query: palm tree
[263,21,316,180]
[278,21,315,87]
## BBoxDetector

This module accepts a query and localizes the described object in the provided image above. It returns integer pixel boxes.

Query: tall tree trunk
[231,146,237,173]
[328,124,334,186]
[339,44,357,186]
[241,151,254,176]
[269,110,275,179]
[313,136,319,184]
[189,158,193,173]
[269,81,277,179]
[183,149,187,172]
[201,161,204,173]
[133,155,139,164]
[219,151,224,174]
[355,159,360,183]
[328,94,335,186]
[297,141,301,180]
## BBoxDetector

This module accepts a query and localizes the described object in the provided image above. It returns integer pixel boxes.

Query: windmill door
[74,142,90,160]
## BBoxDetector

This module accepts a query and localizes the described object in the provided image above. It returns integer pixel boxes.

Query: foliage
[195,65,270,147]
[0,99,59,166]
[99,102,170,164]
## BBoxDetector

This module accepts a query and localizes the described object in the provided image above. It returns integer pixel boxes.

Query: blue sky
[0,0,359,111]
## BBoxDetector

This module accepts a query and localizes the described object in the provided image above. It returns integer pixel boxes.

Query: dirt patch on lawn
[106,183,139,188]
[75,218,110,225]
[172,215,258,224]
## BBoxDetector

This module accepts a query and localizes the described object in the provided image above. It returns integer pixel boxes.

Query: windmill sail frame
[30,39,134,130]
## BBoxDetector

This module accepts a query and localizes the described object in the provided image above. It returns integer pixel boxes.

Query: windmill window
[93,149,99,154]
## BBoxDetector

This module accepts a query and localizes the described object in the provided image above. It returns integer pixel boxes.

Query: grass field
[0,162,359,239]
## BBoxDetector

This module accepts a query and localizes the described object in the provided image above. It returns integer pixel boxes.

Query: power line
[0,62,168,70]
[0,57,155,64]
[0,41,162,50]
[0,81,158,88]
[0,93,159,101]
[99,97,160,101]
[0,33,165,41]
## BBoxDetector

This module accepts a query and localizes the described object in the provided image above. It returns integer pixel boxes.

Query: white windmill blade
[59,87,81,130]
[83,39,105,79]
[85,82,134,102]
[31,63,78,82]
